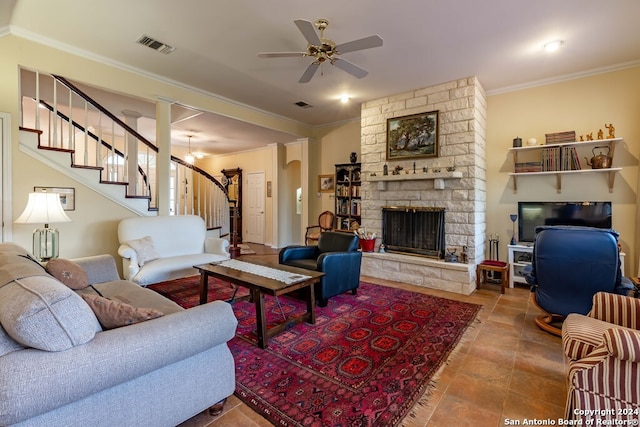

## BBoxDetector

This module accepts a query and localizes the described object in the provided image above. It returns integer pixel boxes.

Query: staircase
[18,68,230,235]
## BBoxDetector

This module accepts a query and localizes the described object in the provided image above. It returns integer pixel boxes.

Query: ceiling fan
[257,19,383,83]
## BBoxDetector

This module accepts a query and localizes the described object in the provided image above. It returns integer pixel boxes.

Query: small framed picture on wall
[318,175,335,193]
[34,187,75,211]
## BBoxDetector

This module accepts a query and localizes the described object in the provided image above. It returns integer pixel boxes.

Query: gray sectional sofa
[0,242,237,426]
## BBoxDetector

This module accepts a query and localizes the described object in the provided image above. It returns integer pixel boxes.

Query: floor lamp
[15,191,71,262]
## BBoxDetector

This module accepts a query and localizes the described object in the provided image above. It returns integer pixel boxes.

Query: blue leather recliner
[525,225,633,335]
[279,231,362,307]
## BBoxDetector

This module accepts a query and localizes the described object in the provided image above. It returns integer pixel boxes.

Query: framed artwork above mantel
[386,110,439,160]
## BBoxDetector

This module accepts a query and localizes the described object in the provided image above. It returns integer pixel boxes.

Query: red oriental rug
[149,277,481,426]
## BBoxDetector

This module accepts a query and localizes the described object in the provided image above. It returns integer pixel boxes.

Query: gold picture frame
[318,174,335,193]
[386,110,439,160]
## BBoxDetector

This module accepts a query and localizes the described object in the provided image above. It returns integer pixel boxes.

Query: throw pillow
[46,258,89,290]
[0,324,24,357]
[81,294,164,330]
[0,276,100,351]
[126,236,159,267]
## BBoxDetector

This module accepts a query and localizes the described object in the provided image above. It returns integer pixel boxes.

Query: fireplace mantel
[368,171,462,190]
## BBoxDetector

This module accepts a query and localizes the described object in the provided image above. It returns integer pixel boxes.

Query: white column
[156,99,173,215]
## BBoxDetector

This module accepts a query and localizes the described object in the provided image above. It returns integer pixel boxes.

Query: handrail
[172,156,227,194]
[36,99,152,193]
[21,68,230,233]
[52,75,226,196]
[52,75,158,153]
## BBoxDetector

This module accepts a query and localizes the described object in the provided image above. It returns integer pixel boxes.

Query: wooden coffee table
[194,260,324,349]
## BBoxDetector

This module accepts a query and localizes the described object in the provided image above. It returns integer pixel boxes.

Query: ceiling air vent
[295,101,313,108]
[136,35,175,54]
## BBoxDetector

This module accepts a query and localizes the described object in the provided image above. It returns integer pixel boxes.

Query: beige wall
[486,66,640,275]
[310,121,361,217]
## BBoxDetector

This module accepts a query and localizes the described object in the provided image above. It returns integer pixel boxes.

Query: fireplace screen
[382,207,446,258]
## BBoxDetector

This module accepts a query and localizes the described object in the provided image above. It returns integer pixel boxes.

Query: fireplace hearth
[382,207,446,258]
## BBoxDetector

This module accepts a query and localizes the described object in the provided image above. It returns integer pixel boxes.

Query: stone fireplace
[359,77,487,295]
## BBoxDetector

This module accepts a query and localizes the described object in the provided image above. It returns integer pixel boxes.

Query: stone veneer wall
[359,77,487,295]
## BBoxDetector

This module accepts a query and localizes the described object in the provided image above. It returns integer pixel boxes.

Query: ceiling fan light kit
[258,18,383,83]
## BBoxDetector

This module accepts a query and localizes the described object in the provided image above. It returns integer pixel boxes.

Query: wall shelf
[508,137,623,193]
[368,171,462,190]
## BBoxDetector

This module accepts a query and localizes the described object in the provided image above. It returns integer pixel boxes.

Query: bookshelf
[334,163,361,231]
[508,138,622,193]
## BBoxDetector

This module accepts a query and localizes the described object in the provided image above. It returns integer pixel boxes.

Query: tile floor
[179,244,567,427]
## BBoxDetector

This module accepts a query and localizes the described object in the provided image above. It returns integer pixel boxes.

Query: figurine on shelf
[580,135,584,141]
[444,248,458,263]
[383,163,388,176]
[586,132,594,141]
[605,123,615,138]
[460,246,469,264]
[597,129,604,140]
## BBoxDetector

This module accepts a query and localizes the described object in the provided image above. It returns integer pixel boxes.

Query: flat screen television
[517,201,612,243]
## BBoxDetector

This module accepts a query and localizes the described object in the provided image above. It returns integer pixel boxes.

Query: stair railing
[19,68,229,234]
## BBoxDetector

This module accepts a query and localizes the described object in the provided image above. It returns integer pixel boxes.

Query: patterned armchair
[562,292,640,423]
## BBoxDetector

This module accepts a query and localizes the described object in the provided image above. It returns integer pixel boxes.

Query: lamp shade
[15,192,71,225]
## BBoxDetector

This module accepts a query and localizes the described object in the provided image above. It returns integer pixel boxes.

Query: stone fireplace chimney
[359,77,487,295]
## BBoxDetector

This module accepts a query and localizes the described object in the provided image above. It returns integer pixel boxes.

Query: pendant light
[185,135,195,164]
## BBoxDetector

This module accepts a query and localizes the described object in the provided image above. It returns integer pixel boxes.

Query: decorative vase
[350,152,357,163]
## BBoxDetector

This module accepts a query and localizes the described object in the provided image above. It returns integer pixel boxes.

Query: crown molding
[486,60,640,96]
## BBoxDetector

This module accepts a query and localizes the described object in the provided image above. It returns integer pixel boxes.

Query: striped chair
[562,292,640,423]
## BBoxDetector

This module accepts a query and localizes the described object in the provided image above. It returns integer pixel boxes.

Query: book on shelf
[536,146,582,172]
[545,130,576,144]
[515,162,542,173]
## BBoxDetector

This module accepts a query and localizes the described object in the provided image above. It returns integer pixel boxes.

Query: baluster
[84,101,89,165]
[35,70,40,130]
[52,78,58,148]
[111,121,116,182]
[97,112,102,171]
[68,91,73,151]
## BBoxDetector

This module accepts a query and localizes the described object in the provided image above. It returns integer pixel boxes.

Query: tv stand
[508,244,626,289]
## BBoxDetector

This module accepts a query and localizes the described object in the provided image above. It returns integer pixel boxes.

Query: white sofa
[118,215,230,285]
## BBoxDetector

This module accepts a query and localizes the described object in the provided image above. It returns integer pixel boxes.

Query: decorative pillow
[0,276,100,351]
[126,236,159,267]
[0,325,24,357]
[81,294,164,330]
[46,258,89,290]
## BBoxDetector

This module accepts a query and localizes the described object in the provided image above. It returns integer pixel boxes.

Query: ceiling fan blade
[257,52,306,58]
[333,58,368,79]
[294,19,322,46]
[336,35,383,54]
[298,62,320,83]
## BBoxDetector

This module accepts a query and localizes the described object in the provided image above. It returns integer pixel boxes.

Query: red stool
[476,260,510,294]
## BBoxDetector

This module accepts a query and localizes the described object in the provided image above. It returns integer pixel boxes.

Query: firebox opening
[382,206,446,258]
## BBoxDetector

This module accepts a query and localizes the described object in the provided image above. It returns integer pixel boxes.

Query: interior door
[244,171,265,244]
